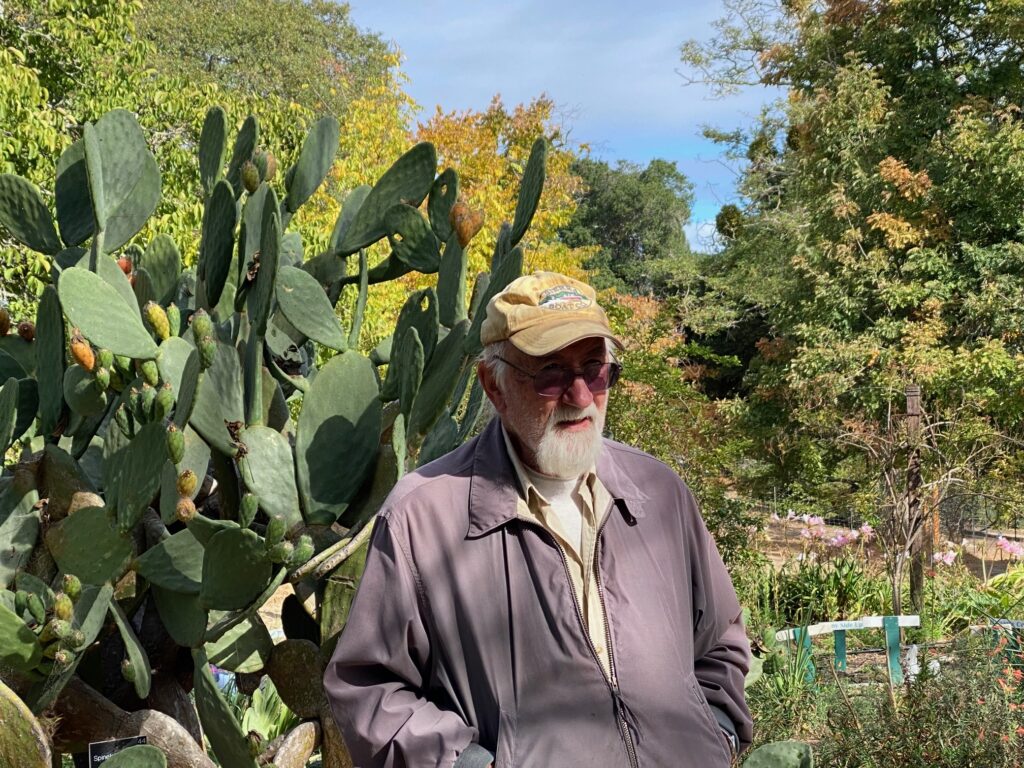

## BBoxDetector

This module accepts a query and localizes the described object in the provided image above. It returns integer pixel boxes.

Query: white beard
[532,403,605,479]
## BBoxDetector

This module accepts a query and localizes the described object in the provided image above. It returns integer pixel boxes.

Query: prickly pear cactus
[0,106,548,766]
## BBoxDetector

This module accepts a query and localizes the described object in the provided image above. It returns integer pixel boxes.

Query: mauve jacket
[324,418,753,767]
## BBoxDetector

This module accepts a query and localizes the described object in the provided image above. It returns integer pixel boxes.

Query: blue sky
[346,0,779,249]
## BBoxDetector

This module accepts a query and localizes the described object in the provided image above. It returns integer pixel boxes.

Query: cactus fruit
[177,469,198,498]
[94,367,110,392]
[27,593,45,624]
[166,303,181,337]
[17,321,35,342]
[70,329,95,371]
[62,574,82,602]
[15,590,27,615]
[175,497,197,523]
[144,302,170,341]
[197,335,216,371]
[115,355,133,376]
[121,658,136,683]
[65,629,85,649]
[154,383,174,421]
[97,348,114,369]
[0,306,9,336]
[289,534,314,567]
[54,649,73,667]
[53,593,73,621]
[449,201,484,247]
[115,404,132,437]
[167,424,185,464]
[191,309,212,339]
[117,255,132,275]
[267,540,294,564]
[241,161,260,193]
[138,359,160,387]
[41,619,71,643]
[265,515,285,549]
[140,383,157,416]
[239,492,258,528]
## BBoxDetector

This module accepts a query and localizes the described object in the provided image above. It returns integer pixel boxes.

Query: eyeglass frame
[495,355,622,399]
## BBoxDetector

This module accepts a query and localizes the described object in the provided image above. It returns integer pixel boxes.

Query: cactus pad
[205,614,273,674]
[410,319,469,437]
[296,352,382,524]
[275,266,347,350]
[109,599,152,699]
[189,340,244,455]
[0,678,50,768]
[135,528,204,594]
[140,234,182,305]
[0,471,39,589]
[192,647,260,768]
[511,137,547,246]
[237,425,302,531]
[427,168,459,243]
[385,204,441,273]
[200,527,272,610]
[0,174,61,255]
[199,106,228,199]
[101,745,167,768]
[58,267,158,359]
[199,179,238,309]
[226,115,259,199]
[46,505,132,584]
[0,598,42,671]
[437,235,468,328]
[35,286,65,438]
[338,142,437,254]
[284,115,340,215]
[0,378,17,455]
[328,185,370,255]
[105,422,170,532]
[152,585,206,648]
[418,410,459,466]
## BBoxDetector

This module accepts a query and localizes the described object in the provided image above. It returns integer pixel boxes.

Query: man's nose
[562,374,594,408]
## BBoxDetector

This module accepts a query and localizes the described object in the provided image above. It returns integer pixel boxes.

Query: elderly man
[324,272,752,767]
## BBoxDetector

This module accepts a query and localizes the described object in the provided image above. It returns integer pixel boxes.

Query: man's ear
[477,361,506,414]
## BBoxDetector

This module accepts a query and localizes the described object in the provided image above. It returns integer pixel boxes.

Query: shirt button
[595,645,605,656]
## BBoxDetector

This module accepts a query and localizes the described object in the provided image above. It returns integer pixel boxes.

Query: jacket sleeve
[686,488,754,751]
[323,514,486,768]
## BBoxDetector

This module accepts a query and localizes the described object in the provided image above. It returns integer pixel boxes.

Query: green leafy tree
[682,0,1024,612]
[134,0,392,119]
[559,157,695,294]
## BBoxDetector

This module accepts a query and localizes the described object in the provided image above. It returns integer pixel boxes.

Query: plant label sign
[71,736,148,766]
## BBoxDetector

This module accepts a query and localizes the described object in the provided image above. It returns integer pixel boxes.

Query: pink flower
[996,537,1024,559]
[859,523,875,540]
[808,515,825,527]
[770,512,780,521]
[932,550,957,566]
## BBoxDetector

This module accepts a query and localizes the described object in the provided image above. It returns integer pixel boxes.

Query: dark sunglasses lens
[583,362,618,393]
[533,368,573,397]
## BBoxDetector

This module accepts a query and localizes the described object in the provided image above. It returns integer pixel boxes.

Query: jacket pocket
[690,679,732,766]
[494,708,517,768]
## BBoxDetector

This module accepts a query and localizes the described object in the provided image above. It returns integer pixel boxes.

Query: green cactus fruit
[265,515,285,549]
[115,403,132,437]
[94,366,110,392]
[138,359,160,387]
[241,161,260,193]
[140,383,157,417]
[27,593,45,625]
[54,648,73,667]
[115,355,133,376]
[64,628,85,649]
[43,641,61,659]
[167,424,185,465]
[154,383,174,421]
[176,469,198,498]
[41,618,71,643]
[288,534,314,568]
[144,301,170,341]
[198,335,216,371]
[264,152,277,182]
[166,303,181,337]
[53,593,73,621]
[267,540,294,564]
[14,590,27,615]
[191,308,212,339]
[109,368,125,392]
[239,492,258,528]
[62,574,81,602]
[129,387,142,415]
[97,348,114,369]
[69,329,95,372]
[121,657,136,683]
[175,497,197,523]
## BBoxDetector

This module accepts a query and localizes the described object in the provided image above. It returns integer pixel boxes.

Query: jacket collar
[467,417,649,538]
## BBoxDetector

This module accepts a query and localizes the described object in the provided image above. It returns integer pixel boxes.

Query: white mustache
[549,403,600,426]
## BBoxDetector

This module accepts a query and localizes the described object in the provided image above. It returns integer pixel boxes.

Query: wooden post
[906,384,924,616]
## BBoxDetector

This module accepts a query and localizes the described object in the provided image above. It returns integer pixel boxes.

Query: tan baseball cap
[481,271,623,356]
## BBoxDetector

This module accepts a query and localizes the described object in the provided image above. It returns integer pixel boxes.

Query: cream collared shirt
[501,425,614,678]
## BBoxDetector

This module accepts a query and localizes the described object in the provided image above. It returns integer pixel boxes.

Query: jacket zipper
[520,512,640,768]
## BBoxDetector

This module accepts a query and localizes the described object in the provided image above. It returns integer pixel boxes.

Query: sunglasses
[496,357,622,398]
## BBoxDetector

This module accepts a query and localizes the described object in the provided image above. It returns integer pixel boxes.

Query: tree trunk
[53,677,216,768]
